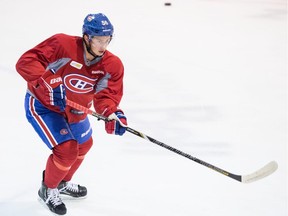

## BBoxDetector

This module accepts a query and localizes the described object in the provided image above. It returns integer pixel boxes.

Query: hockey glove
[36,74,66,112]
[105,110,127,136]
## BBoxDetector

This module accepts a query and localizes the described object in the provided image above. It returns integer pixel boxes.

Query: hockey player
[15,13,127,215]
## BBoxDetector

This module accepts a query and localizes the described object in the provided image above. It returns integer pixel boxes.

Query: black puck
[164,2,172,6]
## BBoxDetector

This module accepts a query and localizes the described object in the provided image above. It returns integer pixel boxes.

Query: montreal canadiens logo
[60,128,69,135]
[64,74,97,94]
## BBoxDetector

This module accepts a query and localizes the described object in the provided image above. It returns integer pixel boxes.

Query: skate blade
[38,197,66,216]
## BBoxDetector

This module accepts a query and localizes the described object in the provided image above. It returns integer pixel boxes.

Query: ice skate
[58,181,87,199]
[38,181,67,215]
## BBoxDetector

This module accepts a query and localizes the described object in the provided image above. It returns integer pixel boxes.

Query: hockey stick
[66,99,278,183]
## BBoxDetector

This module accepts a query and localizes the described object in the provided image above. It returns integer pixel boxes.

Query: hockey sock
[44,140,78,188]
[62,137,93,182]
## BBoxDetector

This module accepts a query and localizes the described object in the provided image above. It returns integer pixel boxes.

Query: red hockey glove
[105,110,127,136]
[36,74,66,112]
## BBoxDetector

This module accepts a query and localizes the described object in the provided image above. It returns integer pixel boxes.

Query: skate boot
[58,181,87,198]
[38,181,67,215]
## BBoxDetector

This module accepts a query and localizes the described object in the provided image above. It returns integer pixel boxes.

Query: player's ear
[83,34,89,43]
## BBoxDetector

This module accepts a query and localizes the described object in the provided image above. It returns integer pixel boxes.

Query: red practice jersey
[16,33,124,123]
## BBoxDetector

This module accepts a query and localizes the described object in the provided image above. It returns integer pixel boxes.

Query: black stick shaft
[126,127,241,182]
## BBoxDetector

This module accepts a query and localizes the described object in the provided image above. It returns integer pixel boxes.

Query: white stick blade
[242,161,278,183]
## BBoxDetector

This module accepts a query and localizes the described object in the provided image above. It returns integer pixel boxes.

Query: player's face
[90,36,111,56]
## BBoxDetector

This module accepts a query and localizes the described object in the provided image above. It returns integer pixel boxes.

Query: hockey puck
[164,2,172,6]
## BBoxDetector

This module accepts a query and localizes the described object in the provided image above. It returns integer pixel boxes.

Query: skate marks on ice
[0,201,41,216]
[128,104,221,123]
[0,199,146,216]
[0,185,41,216]
[124,104,232,157]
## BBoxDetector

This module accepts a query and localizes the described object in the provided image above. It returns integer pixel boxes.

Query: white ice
[0,0,286,215]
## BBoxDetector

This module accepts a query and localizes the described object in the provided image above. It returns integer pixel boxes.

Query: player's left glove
[36,73,66,112]
[105,110,127,136]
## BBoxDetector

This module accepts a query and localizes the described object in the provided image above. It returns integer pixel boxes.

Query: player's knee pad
[78,136,93,156]
[52,139,79,167]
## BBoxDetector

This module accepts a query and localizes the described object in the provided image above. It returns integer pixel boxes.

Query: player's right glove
[35,73,66,112]
[105,110,127,136]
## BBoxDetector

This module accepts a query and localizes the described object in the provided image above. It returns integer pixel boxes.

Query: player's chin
[96,50,105,56]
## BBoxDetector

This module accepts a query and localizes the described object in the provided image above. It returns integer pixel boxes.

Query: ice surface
[0,0,286,215]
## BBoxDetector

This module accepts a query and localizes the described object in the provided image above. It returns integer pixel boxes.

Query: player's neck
[86,51,95,61]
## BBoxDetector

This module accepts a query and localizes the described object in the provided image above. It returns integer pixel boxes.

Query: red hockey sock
[44,140,78,188]
[62,137,93,182]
